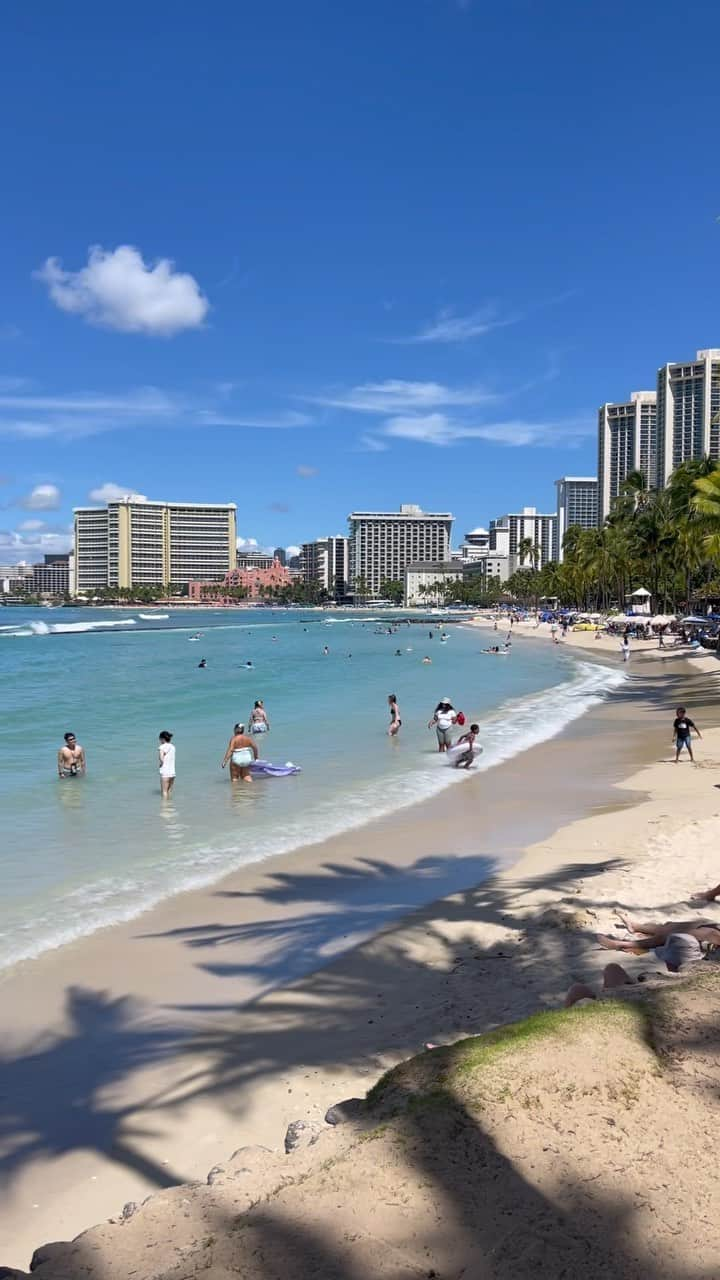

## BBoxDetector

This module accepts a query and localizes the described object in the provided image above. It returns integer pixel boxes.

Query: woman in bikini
[388,694,401,737]
[249,699,270,735]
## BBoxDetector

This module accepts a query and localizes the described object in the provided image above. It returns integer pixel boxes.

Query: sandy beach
[3,641,720,1268]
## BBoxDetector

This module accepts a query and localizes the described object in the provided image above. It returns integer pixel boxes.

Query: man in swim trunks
[221,722,259,783]
[57,732,86,778]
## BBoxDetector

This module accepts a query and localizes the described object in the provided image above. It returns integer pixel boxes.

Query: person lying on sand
[694,883,720,903]
[563,962,636,1007]
[597,913,720,971]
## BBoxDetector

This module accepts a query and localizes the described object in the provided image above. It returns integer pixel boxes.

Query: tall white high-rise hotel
[598,350,720,522]
[348,504,453,598]
[656,349,720,487]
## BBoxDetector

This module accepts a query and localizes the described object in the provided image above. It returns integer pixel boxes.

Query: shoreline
[2,654,719,1265]
[0,640,618,974]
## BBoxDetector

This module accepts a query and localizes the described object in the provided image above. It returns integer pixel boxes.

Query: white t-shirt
[436,709,455,730]
[159,742,176,777]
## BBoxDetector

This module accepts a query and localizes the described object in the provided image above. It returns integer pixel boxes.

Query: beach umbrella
[681,616,706,625]
[651,614,674,626]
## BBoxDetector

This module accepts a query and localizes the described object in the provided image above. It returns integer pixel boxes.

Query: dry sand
[25,972,720,1279]
[2,647,720,1269]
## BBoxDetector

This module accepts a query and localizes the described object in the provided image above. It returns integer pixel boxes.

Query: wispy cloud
[196,409,312,429]
[296,464,318,477]
[394,305,519,345]
[383,412,595,448]
[268,501,290,513]
[0,387,313,439]
[307,379,496,414]
[357,434,390,453]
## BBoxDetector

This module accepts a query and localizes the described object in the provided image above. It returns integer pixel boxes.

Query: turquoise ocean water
[0,607,623,970]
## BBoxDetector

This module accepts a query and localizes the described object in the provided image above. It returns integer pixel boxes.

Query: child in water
[453,723,479,769]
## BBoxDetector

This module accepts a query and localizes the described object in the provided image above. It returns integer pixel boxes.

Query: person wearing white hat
[428,698,457,753]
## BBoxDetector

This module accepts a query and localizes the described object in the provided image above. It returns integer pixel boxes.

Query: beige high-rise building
[656,349,720,488]
[74,498,237,592]
[347,504,453,598]
[597,391,657,523]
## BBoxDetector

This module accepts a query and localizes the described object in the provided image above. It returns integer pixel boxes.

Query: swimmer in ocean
[57,731,86,779]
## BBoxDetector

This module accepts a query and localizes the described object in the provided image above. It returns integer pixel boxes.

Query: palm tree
[517,536,534,568]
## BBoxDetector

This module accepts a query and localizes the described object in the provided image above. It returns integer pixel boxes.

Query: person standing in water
[388,694,402,737]
[249,699,270,735]
[221,722,258,783]
[158,731,175,798]
[428,699,456,752]
[57,731,86,779]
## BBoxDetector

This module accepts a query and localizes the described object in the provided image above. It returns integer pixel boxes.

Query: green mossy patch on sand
[365,974,720,1117]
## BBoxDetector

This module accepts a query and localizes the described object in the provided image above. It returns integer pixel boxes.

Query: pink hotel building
[187,557,291,603]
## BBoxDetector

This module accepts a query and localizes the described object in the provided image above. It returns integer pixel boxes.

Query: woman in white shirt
[158,730,176,798]
[428,699,457,753]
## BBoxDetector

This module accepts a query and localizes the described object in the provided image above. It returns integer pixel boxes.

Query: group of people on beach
[387,695,480,769]
[57,699,272,796]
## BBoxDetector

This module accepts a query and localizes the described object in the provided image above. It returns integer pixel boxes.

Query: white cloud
[88,482,147,503]
[0,384,314,441]
[383,413,595,448]
[21,483,61,510]
[197,409,312,429]
[0,528,72,562]
[309,379,495,414]
[296,464,317,477]
[34,244,209,337]
[236,537,259,549]
[394,306,518,345]
[18,519,45,531]
[0,386,179,440]
[286,545,301,558]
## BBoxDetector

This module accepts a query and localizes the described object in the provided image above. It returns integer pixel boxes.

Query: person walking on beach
[57,731,86,779]
[621,637,630,663]
[673,705,701,762]
[388,694,402,737]
[221,722,258,783]
[428,699,457,752]
[249,699,270,735]
[158,731,175,798]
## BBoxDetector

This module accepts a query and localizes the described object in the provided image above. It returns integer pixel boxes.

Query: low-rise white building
[404,561,463,606]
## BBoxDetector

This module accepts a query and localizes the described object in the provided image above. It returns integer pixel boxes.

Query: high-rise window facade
[656,350,720,488]
[75,500,237,591]
[347,505,453,598]
[554,478,598,560]
[597,392,657,523]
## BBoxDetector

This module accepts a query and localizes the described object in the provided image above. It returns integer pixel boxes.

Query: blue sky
[1,0,719,561]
